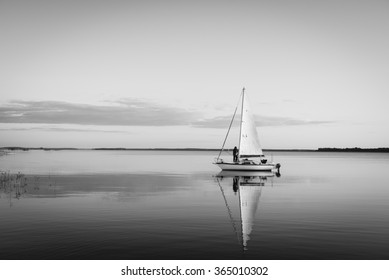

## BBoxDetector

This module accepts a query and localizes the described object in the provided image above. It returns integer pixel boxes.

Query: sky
[0,0,388,149]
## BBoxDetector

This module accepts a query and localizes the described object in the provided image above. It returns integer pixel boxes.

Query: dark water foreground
[0,150,389,259]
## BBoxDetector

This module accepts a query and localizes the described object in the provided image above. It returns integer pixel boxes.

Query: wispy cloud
[0,99,198,126]
[0,99,333,129]
[193,115,334,128]
[0,126,126,133]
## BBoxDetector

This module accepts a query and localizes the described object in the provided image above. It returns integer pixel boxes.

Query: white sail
[238,92,264,158]
[239,183,262,248]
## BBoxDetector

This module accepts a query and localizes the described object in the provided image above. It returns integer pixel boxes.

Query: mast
[238,87,245,159]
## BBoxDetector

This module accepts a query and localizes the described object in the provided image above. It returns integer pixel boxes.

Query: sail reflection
[216,171,279,251]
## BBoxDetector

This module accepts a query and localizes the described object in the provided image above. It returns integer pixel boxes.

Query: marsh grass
[0,171,28,206]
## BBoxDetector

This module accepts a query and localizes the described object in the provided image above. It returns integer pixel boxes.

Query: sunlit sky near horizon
[1,0,388,149]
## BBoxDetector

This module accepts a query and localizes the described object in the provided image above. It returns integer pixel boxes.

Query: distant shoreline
[1,147,389,153]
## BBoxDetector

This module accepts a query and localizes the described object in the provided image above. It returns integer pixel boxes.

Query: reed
[0,171,28,201]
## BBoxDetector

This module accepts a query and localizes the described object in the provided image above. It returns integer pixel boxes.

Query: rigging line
[216,91,243,161]
[216,178,241,246]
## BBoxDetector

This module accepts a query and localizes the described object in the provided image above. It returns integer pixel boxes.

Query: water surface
[1,150,388,259]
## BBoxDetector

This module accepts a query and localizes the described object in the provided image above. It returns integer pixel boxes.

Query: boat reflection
[216,170,279,251]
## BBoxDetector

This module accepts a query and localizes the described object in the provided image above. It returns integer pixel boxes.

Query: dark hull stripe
[239,155,264,158]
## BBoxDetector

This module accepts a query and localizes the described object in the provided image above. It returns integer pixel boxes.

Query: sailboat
[214,88,281,171]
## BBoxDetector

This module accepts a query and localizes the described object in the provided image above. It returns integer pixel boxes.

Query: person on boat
[233,146,238,162]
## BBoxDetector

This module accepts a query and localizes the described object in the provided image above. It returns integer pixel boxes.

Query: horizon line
[1,147,389,152]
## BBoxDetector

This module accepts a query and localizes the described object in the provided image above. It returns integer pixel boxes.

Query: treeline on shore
[317,147,389,152]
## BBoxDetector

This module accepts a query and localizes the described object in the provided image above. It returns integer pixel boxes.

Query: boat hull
[215,162,276,171]
[216,170,275,178]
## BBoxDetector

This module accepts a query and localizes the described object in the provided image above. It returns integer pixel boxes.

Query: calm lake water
[1,150,389,260]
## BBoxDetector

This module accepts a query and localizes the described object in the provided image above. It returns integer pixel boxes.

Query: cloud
[192,115,334,128]
[0,126,126,133]
[0,99,198,126]
[0,99,333,129]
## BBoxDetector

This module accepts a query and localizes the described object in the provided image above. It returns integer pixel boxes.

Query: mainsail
[238,91,264,158]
